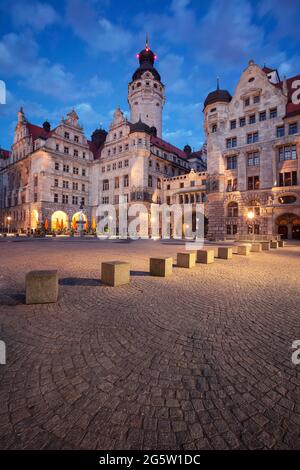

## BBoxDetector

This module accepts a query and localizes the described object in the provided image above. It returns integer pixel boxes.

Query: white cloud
[66,0,134,54]
[11,1,59,31]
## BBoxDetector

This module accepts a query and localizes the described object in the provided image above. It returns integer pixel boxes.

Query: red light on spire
[154,54,157,60]
[136,53,139,58]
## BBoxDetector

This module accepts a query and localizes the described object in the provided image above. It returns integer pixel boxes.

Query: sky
[1,0,300,152]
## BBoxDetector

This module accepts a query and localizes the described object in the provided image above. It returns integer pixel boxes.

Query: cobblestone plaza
[0,239,299,450]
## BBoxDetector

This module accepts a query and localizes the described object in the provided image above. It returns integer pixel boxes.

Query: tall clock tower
[128,35,165,138]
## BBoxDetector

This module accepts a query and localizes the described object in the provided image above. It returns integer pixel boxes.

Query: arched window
[228,202,238,217]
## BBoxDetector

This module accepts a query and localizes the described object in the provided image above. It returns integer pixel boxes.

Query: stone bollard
[26,270,58,304]
[237,244,251,256]
[177,252,196,268]
[150,257,173,277]
[260,241,270,251]
[218,247,233,259]
[270,241,278,249]
[278,240,285,247]
[101,261,130,287]
[196,249,214,264]
[251,243,262,252]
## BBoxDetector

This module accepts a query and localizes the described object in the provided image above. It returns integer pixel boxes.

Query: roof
[26,123,53,141]
[262,66,274,74]
[129,119,155,134]
[0,148,10,159]
[150,135,187,159]
[132,45,161,82]
[204,89,232,108]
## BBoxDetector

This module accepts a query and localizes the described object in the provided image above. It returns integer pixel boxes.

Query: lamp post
[6,216,11,234]
[247,210,255,241]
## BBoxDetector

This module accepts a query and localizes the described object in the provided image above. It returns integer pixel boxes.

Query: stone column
[237,152,246,191]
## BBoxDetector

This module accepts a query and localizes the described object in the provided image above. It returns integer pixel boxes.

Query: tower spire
[146,32,149,49]
[216,76,220,90]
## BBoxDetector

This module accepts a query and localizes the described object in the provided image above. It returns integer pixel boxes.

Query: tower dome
[128,34,165,138]
[204,78,232,108]
[132,35,161,81]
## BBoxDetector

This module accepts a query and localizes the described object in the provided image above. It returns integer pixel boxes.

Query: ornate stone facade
[204,60,300,240]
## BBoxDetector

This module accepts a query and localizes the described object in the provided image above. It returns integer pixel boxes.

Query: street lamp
[247,210,255,240]
[6,216,11,234]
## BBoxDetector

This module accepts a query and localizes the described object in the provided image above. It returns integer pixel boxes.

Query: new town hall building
[0,41,300,240]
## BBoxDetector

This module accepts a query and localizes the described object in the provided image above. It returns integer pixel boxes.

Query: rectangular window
[62,180,69,189]
[74,135,79,143]
[82,169,86,177]
[115,177,119,189]
[81,197,85,205]
[239,117,246,127]
[73,182,78,190]
[62,194,68,204]
[74,149,78,157]
[54,178,58,187]
[259,111,266,121]
[55,162,59,170]
[270,107,277,119]
[249,114,256,124]
[107,165,110,171]
[244,97,250,107]
[226,137,237,148]
[54,193,58,203]
[83,152,86,159]
[64,132,69,139]
[64,147,69,154]
[247,151,260,166]
[276,126,285,138]
[124,159,129,167]
[248,176,260,190]
[102,166,105,173]
[56,144,59,151]
[72,196,78,205]
[230,120,236,129]
[148,175,153,187]
[63,164,69,172]
[102,197,109,204]
[227,155,237,170]
[103,179,109,191]
[113,163,116,170]
[279,171,297,186]
[212,124,217,133]
[279,144,297,161]
[118,161,122,168]
[247,132,259,144]
[114,195,119,205]
[253,95,260,104]
[82,184,85,192]
[34,193,38,202]
[124,175,129,187]
[73,167,79,175]
[289,122,298,135]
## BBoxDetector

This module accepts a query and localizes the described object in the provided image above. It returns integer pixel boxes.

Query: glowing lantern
[44,218,49,231]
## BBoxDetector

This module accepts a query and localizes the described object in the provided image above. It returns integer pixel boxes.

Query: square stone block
[251,243,262,252]
[150,257,173,277]
[196,249,214,264]
[270,241,278,249]
[26,270,58,304]
[278,240,285,247]
[261,241,270,251]
[218,247,232,259]
[101,261,130,287]
[177,252,196,268]
[237,244,251,256]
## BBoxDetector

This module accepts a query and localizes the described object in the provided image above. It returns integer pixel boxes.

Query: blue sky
[1,0,300,151]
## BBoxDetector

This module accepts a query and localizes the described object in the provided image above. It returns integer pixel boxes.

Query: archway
[31,209,39,229]
[51,211,68,231]
[71,212,88,230]
[276,213,300,240]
